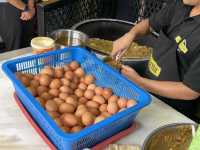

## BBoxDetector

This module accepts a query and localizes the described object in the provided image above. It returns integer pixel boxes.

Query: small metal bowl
[142,123,197,150]
[50,29,89,48]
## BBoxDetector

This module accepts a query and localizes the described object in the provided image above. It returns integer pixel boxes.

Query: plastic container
[31,36,55,54]
[2,47,151,150]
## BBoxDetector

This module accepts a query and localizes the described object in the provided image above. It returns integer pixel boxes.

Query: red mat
[14,93,138,150]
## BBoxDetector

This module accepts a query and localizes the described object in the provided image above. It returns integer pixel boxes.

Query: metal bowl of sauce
[142,123,197,150]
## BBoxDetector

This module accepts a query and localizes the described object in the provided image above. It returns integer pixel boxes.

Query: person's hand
[121,65,141,83]
[111,32,135,61]
[20,8,35,21]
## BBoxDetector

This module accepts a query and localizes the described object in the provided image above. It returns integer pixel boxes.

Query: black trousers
[0,3,21,50]
[0,3,35,51]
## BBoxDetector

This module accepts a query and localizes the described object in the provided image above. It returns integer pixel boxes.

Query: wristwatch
[23,4,29,12]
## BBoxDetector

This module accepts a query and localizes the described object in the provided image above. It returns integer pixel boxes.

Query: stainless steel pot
[72,18,155,76]
[142,123,197,150]
[50,29,89,48]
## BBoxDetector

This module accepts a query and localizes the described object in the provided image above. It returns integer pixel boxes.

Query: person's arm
[27,0,35,10]
[121,65,200,100]
[137,78,199,100]
[111,1,176,59]
[111,19,150,58]
[7,0,26,11]
[20,0,35,21]
[128,19,151,40]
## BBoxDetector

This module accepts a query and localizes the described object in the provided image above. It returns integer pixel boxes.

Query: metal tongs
[113,48,127,62]
[103,48,127,70]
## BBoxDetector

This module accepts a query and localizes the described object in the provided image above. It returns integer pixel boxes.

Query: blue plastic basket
[2,47,151,150]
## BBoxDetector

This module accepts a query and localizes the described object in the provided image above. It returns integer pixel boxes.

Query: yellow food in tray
[86,38,152,59]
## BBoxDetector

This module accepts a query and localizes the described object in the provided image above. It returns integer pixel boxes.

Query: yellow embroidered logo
[175,36,188,54]
[148,54,161,77]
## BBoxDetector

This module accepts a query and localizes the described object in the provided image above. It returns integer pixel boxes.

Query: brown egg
[27,86,37,96]
[49,88,60,97]
[80,77,85,83]
[65,96,78,108]
[60,126,70,132]
[71,126,83,133]
[72,76,80,85]
[61,78,71,86]
[63,64,71,72]
[70,82,78,90]
[45,100,58,112]
[34,74,41,81]
[94,115,106,124]
[84,90,95,99]
[92,95,105,104]
[102,88,113,99]
[60,86,73,94]
[59,92,68,100]
[24,73,34,80]
[41,92,53,100]
[117,98,127,108]
[86,101,99,108]
[36,97,46,107]
[74,89,84,98]
[127,99,137,108]
[107,102,119,114]
[108,95,118,103]
[87,84,96,90]
[30,79,40,88]
[99,104,108,112]
[49,79,62,89]
[88,107,100,116]
[70,95,78,101]
[15,72,23,80]
[20,75,30,86]
[59,103,75,113]
[78,97,88,104]
[54,67,64,78]
[74,68,85,77]
[39,74,52,86]
[62,113,78,127]
[77,104,87,110]
[81,112,95,126]
[53,98,64,106]
[17,72,23,76]
[84,75,95,85]
[41,66,54,77]
[94,87,103,95]
[75,107,88,117]
[78,82,87,91]
[101,112,111,118]
[37,86,49,96]
[54,117,63,127]
[47,111,60,119]
[64,71,74,80]
[69,61,80,70]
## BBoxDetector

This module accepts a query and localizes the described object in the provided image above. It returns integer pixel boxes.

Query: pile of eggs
[15,61,137,133]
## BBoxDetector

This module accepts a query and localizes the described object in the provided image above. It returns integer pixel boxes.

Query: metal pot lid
[71,18,135,30]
